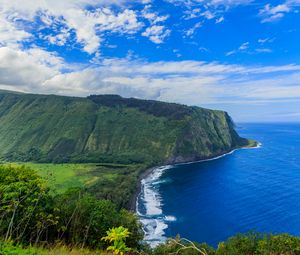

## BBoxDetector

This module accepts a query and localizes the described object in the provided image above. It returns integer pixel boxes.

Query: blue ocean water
[138,123,300,246]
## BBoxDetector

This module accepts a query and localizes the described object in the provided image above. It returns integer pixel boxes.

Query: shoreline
[130,166,159,211]
[134,142,261,245]
[133,142,262,247]
[131,142,261,212]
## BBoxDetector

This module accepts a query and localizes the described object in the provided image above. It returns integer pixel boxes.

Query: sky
[0,0,300,122]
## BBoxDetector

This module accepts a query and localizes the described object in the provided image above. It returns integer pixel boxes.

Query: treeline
[87,94,194,120]
[0,165,143,250]
[3,147,155,165]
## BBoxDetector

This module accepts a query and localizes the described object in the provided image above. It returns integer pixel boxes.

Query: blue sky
[0,0,300,122]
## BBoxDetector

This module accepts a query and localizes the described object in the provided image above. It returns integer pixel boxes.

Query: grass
[0,242,108,255]
[3,162,145,195]
[1,162,147,208]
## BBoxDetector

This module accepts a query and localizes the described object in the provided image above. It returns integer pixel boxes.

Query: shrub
[101,226,131,255]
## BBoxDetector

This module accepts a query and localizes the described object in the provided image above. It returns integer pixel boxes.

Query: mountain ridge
[0,90,253,164]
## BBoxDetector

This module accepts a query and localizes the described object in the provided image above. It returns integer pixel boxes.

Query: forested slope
[0,91,251,164]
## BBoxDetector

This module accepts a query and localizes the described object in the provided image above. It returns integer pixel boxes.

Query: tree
[0,165,56,244]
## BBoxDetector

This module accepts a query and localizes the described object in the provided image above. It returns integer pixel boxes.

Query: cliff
[0,91,252,164]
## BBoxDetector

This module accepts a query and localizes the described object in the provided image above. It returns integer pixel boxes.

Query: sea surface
[137,123,300,247]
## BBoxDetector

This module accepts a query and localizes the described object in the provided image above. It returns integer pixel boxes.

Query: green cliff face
[0,91,252,164]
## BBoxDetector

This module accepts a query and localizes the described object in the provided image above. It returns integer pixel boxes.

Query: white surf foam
[136,166,176,247]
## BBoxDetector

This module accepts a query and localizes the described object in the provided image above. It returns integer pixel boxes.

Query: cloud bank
[1,46,300,111]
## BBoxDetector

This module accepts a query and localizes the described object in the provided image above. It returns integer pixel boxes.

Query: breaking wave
[136,166,176,247]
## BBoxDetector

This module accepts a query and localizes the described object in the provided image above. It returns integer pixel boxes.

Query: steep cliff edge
[0,91,254,164]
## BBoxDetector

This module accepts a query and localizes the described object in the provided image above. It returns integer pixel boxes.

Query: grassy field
[3,162,146,198]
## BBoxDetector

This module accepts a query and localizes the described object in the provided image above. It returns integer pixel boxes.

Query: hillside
[0,90,252,164]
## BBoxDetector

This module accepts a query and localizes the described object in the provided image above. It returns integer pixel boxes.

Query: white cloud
[226,42,249,56]
[61,8,142,54]
[0,0,145,54]
[142,25,171,44]
[142,6,169,25]
[185,22,202,37]
[170,0,252,37]
[0,47,61,89]
[226,41,274,56]
[226,72,300,100]
[216,16,225,23]
[225,50,236,56]
[258,1,300,23]
[255,48,272,53]
[1,46,300,108]
[140,5,170,43]
[239,42,249,50]
[168,0,253,8]
[171,0,252,23]
[209,0,253,6]
[0,14,32,47]
[259,4,290,23]
[201,10,216,20]
[258,37,275,44]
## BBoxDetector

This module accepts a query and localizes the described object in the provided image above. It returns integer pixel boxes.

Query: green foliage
[152,236,213,255]
[101,227,131,255]
[53,190,143,249]
[0,166,143,250]
[1,232,300,255]
[0,241,108,254]
[0,91,251,165]
[4,162,147,209]
[0,241,44,255]
[256,234,300,255]
[87,94,193,120]
[152,233,300,255]
[0,165,57,245]
[215,232,262,255]
[215,233,300,255]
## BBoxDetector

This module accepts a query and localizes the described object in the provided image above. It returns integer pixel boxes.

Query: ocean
[137,123,300,247]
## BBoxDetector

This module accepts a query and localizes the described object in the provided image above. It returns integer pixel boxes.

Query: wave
[136,166,176,247]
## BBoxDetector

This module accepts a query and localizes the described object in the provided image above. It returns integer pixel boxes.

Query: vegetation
[0,242,108,254]
[151,233,300,255]
[0,165,143,251]
[101,227,131,255]
[0,91,252,165]
[1,232,300,254]
[3,162,146,209]
[0,166,299,254]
